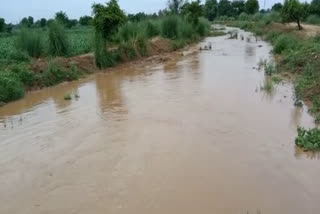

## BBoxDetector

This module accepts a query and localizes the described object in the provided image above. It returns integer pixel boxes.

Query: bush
[48,22,69,56]
[0,72,25,103]
[306,15,320,25]
[239,12,250,21]
[15,28,44,58]
[9,50,30,62]
[9,64,35,87]
[179,20,194,39]
[196,17,211,37]
[145,20,160,38]
[296,127,320,150]
[161,15,179,39]
[273,35,297,54]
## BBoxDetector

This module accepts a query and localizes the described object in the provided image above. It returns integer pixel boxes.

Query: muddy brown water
[0,27,319,214]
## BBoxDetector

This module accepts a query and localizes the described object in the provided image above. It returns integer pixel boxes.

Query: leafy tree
[205,0,218,21]
[218,0,233,17]
[68,19,78,28]
[92,0,127,40]
[0,18,5,32]
[40,18,47,28]
[245,0,259,14]
[20,17,33,28]
[128,12,148,22]
[79,16,93,26]
[271,3,283,12]
[167,0,184,14]
[6,24,13,33]
[181,0,204,25]
[28,16,34,26]
[281,0,304,30]
[310,0,320,15]
[55,11,69,26]
[232,0,245,16]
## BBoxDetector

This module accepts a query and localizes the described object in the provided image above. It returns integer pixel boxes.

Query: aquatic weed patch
[296,127,320,151]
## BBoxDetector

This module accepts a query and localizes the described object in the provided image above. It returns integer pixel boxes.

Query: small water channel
[0,26,319,214]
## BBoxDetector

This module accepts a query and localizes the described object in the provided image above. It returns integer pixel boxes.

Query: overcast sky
[1,0,290,24]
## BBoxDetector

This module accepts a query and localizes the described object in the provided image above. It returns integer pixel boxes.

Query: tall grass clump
[116,22,149,59]
[145,20,160,38]
[0,71,25,103]
[48,22,69,56]
[15,28,43,58]
[197,17,211,37]
[94,32,115,68]
[273,35,297,54]
[161,15,179,39]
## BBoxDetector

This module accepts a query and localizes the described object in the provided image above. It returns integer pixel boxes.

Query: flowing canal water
[0,27,319,214]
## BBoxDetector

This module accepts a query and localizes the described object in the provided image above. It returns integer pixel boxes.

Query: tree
[92,0,127,40]
[6,24,13,33]
[40,18,47,28]
[232,0,245,16]
[245,0,259,14]
[218,0,233,16]
[271,3,283,12]
[167,0,184,14]
[310,0,320,15]
[55,11,69,26]
[281,0,304,30]
[181,0,204,25]
[20,17,33,28]
[79,16,93,26]
[205,0,218,21]
[28,16,34,26]
[0,18,5,32]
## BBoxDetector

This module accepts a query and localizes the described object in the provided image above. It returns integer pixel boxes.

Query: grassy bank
[0,16,211,105]
[218,12,320,150]
[221,14,320,121]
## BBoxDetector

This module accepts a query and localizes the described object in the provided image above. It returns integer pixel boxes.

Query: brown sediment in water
[0,26,319,214]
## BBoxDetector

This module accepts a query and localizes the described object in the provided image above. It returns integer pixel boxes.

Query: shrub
[196,17,211,37]
[239,12,250,21]
[48,21,69,56]
[15,28,43,58]
[161,15,179,39]
[9,50,30,62]
[179,20,194,39]
[273,35,297,54]
[296,127,320,150]
[42,60,66,86]
[306,15,320,25]
[9,64,35,87]
[265,62,277,75]
[145,20,160,38]
[0,72,25,103]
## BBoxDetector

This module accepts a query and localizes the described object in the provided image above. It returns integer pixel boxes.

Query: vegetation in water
[64,94,72,100]
[296,127,320,150]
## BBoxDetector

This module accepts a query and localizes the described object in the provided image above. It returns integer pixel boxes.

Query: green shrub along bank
[0,0,212,104]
